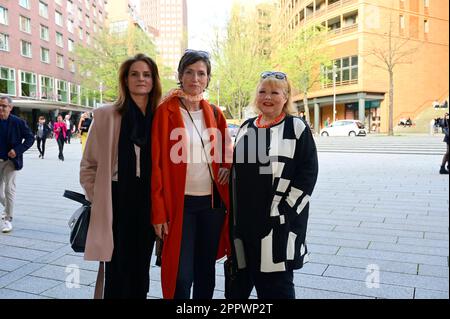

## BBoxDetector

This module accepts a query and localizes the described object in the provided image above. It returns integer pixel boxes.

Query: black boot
[439,166,449,174]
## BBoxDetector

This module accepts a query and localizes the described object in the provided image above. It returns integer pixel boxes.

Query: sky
[186,0,234,51]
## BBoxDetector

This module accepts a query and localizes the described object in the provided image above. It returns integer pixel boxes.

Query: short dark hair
[39,116,45,120]
[0,95,12,105]
[177,50,212,89]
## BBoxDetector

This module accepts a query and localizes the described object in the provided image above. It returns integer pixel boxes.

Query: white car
[320,120,367,137]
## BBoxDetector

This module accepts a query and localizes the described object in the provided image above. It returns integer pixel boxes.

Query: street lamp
[332,64,337,123]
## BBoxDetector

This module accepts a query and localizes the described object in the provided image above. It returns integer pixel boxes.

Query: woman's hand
[153,222,169,239]
[218,167,230,185]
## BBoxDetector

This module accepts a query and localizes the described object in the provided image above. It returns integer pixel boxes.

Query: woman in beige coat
[80,53,162,298]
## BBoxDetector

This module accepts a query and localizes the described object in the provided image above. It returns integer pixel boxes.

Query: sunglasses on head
[261,71,287,80]
[184,49,210,59]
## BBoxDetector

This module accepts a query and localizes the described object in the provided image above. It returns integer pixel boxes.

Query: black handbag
[64,190,91,253]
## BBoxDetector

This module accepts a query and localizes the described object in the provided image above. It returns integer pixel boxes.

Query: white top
[65,119,71,130]
[111,145,141,181]
[180,107,212,196]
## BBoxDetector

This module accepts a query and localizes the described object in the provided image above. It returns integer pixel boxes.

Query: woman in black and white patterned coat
[229,72,318,299]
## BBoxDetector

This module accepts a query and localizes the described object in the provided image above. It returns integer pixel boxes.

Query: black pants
[66,130,71,144]
[57,135,64,159]
[36,137,46,157]
[230,238,296,299]
[104,180,155,299]
[174,195,225,299]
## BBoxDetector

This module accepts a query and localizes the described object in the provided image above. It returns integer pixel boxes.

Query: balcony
[327,23,358,38]
[323,79,358,88]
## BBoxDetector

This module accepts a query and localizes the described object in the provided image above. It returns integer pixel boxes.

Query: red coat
[53,122,67,140]
[151,96,233,299]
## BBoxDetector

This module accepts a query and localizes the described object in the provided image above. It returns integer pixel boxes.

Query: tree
[364,12,418,135]
[73,27,174,102]
[211,2,271,119]
[274,24,332,125]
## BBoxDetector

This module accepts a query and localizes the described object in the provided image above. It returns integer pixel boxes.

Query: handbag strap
[63,190,90,206]
[94,262,105,299]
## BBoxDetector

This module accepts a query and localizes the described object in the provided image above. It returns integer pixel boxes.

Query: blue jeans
[174,195,225,299]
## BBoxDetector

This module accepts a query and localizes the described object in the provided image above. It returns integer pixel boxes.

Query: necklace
[255,113,286,128]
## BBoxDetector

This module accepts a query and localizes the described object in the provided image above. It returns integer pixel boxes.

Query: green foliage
[73,27,173,102]
[212,3,272,119]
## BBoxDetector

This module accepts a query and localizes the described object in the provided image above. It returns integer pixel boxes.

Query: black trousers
[104,180,155,299]
[66,130,72,143]
[36,137,46,157]
[174,195,225,299]
[229,237,296,299]
[57,135,64,159]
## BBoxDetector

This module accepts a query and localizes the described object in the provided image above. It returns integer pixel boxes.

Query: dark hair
[38,116,45,120]
[114,53,162,115]
[177,50,212,89]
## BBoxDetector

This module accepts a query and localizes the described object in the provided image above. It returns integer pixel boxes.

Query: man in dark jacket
[0,96,35,232]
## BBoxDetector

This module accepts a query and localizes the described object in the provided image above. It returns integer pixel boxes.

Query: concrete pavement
[0,136,448,299]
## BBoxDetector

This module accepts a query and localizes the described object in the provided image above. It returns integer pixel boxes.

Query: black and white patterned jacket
[230,115,318,272]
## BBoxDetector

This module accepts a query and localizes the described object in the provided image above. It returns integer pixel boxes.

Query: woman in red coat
[151,50,233,299]
[53,114,67,161]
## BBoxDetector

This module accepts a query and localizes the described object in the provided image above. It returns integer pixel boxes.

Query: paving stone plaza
[0,136,448,299]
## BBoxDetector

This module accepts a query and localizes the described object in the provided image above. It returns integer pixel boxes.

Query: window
[55,11,63,26]
[400,15,405,29]
[67,0,74,14]
[86,32,91,45]
[93,22,97,33]
[69,60,76,73]
[85,15,90,27]
[56,32,64,47]
[78,8,83,20]
[67,19,74,33]
[20,71,37,97]
[19,16,31,34]
[424,19,429,33]
[56,53,64,68]
[0,6,7,25]
[19,0,30,9]
[85,0,90,9]
[57,79,68,102]
[424,0,430,8]
[70,83,79,104]
[40,47,50,63]
[68,39,74,52]
[40,25,49,41]
[322,55,358,88]
[79,27,83,40]
[39,1,48,18]
[20,40,32,57]
[40,75,54,100]
[0,67,15,95]
[55,0,62,5]
[0,33,9,51]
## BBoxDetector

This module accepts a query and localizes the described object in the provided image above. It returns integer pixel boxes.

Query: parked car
[320,120,367,136]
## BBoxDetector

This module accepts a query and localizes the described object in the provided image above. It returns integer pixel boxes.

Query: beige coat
[80,105,121,261]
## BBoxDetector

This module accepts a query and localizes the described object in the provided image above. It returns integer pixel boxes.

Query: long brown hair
[114,53,162,115]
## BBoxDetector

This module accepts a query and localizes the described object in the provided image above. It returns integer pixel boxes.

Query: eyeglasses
[184,49,210,59]
[261,71,287,80]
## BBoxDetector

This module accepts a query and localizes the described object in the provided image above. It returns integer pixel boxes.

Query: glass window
[55,11,63,26]
[86,32,91,45]
[342,57,350,67]
[78,8,83,20]
[351,67,358,80]
[0,67,15,95]
[342,69,350,81]
[67,0,74,13]
[0,33,9,51]
[0,7,7,25]
[424,19,429,33]
[40,75,54,100]
[56,54,64,69]
[351,56,358,66]
[67,19,74,33]
[40,47,50,63]
[20,71,37,97]
[19,0,30,9]
[68,39,74,52]
[57,80,68,102]
[19,16,31,34]
[40,25,49,41]
[55,0,62,5]
[20,40,32,57]
[56,32,64,47]
[69,60,76,73]
[85,15,90,27]
[79,27,83,40]
[70,83,79,103]
[39,1,48,18]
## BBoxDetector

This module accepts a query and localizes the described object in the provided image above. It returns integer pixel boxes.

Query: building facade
[0,0,108,128]
[139,0,187,75]
[276,0,449,133]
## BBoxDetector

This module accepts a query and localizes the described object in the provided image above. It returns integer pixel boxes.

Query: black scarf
[117,97,153,211]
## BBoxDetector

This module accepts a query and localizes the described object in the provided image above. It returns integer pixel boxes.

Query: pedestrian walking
[0,95,35,233]
[80,53,162,298]
[151,49,233,299]
[36,116,51,159]
[64,114,75,144]
[439,113,449,174]
[227,71,318,299]
[54,115,67,161]
[78,112,92,153]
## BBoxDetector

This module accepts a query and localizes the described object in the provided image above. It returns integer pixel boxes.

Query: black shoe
[439,166,449,174]
[39,154,41,158]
